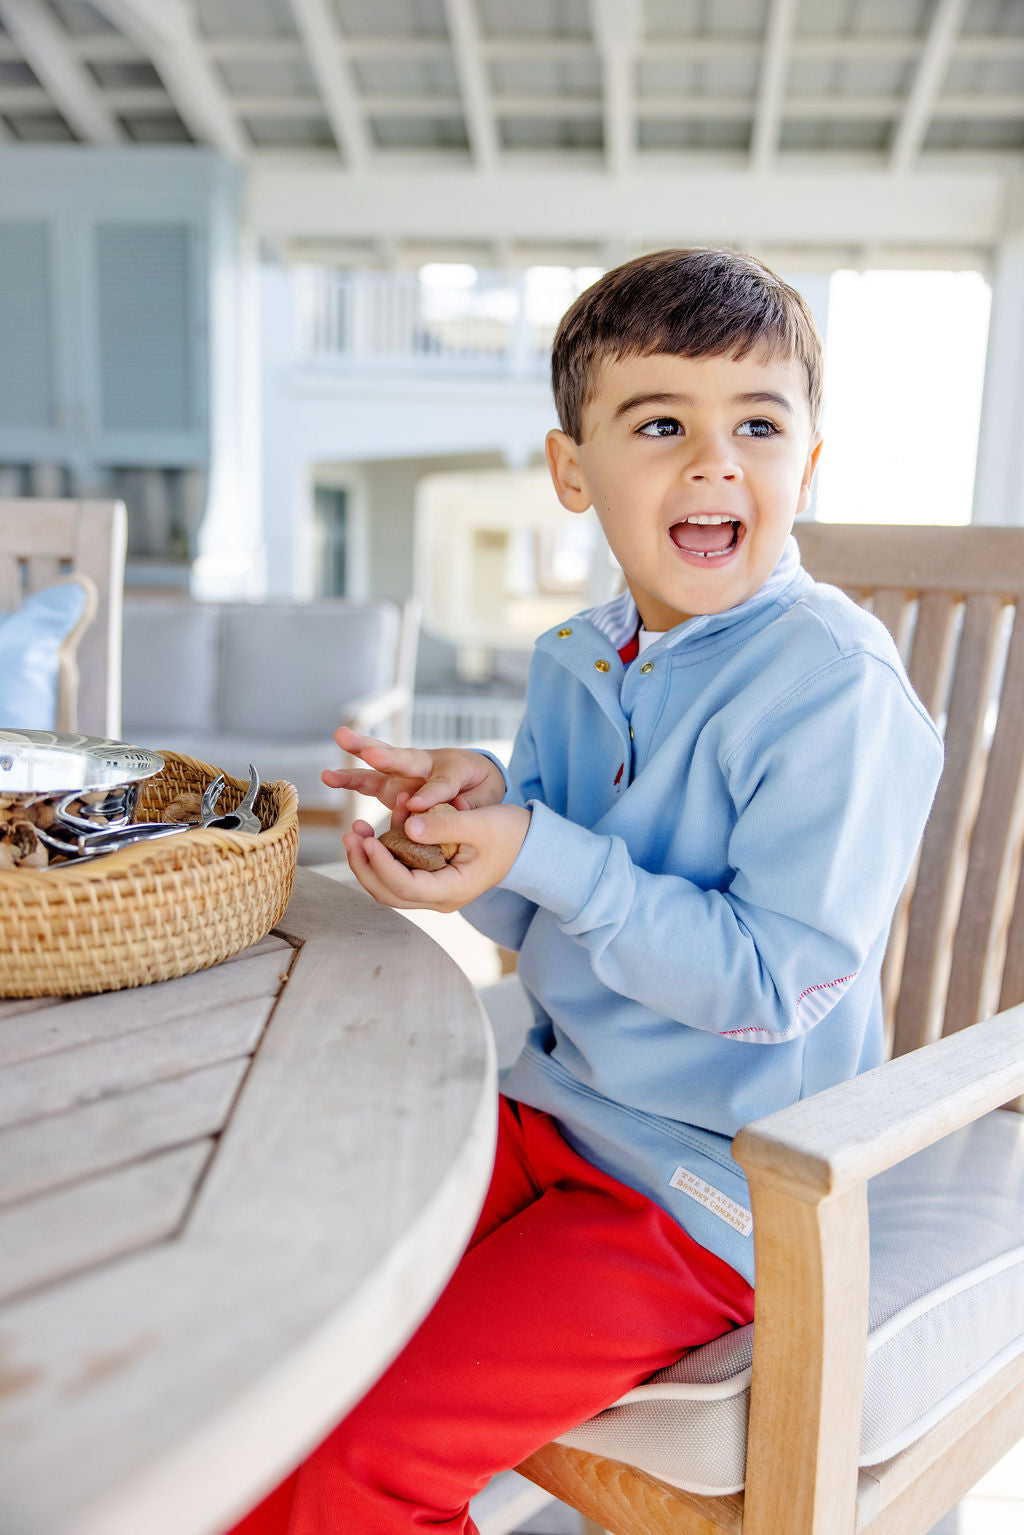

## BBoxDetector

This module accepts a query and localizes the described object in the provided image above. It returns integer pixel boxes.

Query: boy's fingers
[334,727,438,780]
[334,727,389,754]
[390,791,410,830]
[405,771,472,812]
[362,834,461,907]
[404,806,468,846]
[344,831,413,908]
[321,767,385,793]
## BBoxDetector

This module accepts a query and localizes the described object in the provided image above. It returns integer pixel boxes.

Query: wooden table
[0,869,497,1535]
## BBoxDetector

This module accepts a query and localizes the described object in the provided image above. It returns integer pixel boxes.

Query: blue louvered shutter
[94,221,196,433]
[0,221,56,431]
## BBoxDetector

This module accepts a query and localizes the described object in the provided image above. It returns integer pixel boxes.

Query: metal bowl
[0,730,164,830]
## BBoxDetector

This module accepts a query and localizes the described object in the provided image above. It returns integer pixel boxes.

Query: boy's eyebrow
[613,390,796,419]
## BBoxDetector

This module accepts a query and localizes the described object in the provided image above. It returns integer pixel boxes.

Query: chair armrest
[731,1003,1024,1535]
[339,685,412,737]
[733,1001,1024,1201]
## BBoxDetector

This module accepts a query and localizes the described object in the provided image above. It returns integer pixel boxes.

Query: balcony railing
[296,265,602,375]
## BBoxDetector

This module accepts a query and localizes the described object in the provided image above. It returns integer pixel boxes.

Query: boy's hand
[343,802,531,913]
[322,728,506,815]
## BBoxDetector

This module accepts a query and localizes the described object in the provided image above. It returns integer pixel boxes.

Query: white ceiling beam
[230,89,1024,124]
[13,82,1008,128]
[480,34,1024,64]
[96,88,182,113]
[637,94,893,121]
[340,36,450,61]
[287,0,370,171]
[232,96,346,118]
[752,0,797,171]
[492,95,602,118]
[890,0,971,172]
[356,93,462,116]
[0,87,57,110]
[938,94,1024,117]
[444,0,499,171]
[249,163,1005,249]
[0,0,125,145]
[957,36,1024,60]
[369,93,601,117]
[590,0,641,178]
[82,29,1024,68]
[65,32,140,62]
[795,34,1024,61]
[202,36,306,60]
[91,0,246,158]
[481,36,596,60]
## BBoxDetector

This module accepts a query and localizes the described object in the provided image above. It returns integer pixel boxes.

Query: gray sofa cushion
[217,601,401,739]
[122,600,219,735]
[554,1109,1024,1495]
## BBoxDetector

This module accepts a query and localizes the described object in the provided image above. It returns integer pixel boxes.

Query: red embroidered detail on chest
[614,762,624,786]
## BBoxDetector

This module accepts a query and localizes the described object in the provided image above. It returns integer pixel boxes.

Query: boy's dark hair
[551,248,824,443]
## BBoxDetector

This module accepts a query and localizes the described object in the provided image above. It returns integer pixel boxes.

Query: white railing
[297,266,602,375]
[411,692,525,748]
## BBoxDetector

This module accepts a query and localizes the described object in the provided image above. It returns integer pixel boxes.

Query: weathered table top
[0,868,497,1535]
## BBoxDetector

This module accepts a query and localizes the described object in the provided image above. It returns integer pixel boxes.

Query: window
[815,269,991,527]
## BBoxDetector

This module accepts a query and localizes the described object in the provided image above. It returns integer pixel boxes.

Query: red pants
[226,1096,754,1535]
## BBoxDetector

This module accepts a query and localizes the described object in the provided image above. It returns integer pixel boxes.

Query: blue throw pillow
[0,579,93,730]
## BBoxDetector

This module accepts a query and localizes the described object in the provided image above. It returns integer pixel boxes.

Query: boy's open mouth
[669,516,743,560]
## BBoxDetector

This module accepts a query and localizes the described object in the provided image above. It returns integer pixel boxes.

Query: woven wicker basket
[0,752,300,998]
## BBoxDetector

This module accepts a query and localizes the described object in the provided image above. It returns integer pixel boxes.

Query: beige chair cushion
[556,1110,1024,1494]
[477,980,1024,1495]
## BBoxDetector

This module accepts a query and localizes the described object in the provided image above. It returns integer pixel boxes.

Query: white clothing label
[669,1166,754,1237]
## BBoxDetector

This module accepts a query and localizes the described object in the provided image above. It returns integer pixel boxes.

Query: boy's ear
[545,429,591,514]
[795,433,825,518]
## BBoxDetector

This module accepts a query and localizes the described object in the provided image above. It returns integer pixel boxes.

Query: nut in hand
[378,803,460,872]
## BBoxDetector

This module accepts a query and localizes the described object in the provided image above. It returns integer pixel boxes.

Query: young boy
[231,249,943,1533]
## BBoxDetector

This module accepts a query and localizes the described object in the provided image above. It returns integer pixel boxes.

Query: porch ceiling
[0,0,1021,258]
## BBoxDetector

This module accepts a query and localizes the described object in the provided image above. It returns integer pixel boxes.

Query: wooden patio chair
[511,523,1024,1535]
[0,499,127,737]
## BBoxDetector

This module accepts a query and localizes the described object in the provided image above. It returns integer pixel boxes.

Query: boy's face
[546,349,823,632]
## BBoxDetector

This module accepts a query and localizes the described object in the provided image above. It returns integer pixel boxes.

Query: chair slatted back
[0,500,127,738]
[795,523,1024,1076]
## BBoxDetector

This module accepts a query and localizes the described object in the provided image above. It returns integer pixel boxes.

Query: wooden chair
[0,499,127,737]
[513,523,1024,1535]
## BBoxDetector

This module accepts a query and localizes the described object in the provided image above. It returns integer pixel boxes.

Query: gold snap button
[595,659,611,672]
[640,661,654,674]
[558,627,572,637]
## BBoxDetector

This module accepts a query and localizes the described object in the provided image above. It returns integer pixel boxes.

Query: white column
[973,227,1024,526]
[258,262,313,599]
[191,197,265,599]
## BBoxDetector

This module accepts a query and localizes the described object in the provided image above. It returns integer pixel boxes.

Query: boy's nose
[684,454,742,483]
[682,432,742,482]
[688,466,741,482]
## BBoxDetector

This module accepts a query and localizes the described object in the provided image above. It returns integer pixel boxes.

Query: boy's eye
[737,418,779,438]
[637,417,682,438]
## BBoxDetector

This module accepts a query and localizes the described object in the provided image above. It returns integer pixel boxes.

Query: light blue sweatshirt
[463,537,943,1283]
